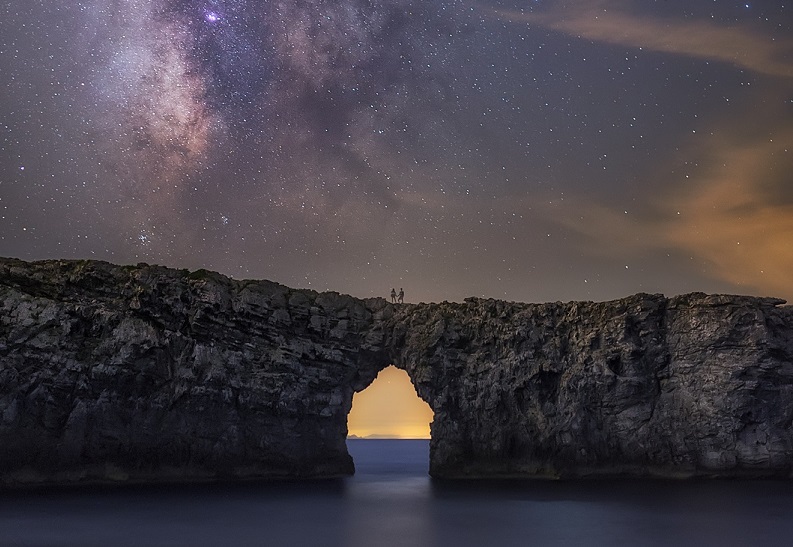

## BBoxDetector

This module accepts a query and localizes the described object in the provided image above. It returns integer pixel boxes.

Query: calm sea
[2,439,793,546]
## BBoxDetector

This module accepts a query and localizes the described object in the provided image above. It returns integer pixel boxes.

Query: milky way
[2,1,792,303]
[83,0,474,251]
[106,0,467,182]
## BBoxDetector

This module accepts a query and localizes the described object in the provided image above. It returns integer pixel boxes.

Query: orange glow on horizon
[347,366,433,439]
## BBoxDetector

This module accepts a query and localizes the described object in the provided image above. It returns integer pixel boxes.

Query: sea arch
[2,259,792,484]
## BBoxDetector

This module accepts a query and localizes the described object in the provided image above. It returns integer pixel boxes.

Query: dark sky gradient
[2,0,792,304]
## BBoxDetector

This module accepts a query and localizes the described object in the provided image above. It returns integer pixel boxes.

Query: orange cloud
[658,130,793,300]
[486,2,793,78]
[548,119,793,302]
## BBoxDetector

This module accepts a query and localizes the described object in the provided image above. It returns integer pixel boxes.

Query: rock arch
[1,257,792,485]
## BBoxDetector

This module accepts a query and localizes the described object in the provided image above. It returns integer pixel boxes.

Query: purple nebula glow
[204,11,220,23]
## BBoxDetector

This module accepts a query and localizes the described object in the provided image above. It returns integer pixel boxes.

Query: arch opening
[347,365,433,439]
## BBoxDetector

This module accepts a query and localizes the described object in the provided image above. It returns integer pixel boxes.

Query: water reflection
[2,440,793,546]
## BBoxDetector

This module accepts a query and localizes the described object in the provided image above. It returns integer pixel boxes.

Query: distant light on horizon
[347,366,433,439]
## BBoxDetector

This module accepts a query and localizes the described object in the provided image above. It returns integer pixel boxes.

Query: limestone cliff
[0,258,389,484]
[1,257,792,485]
[389,294,793,478]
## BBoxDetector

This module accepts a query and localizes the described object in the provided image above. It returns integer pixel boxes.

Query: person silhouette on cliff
[390,288,397,303]
[398,288,404,304]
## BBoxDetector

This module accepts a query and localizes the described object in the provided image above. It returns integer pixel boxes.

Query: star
[1,0,791,306]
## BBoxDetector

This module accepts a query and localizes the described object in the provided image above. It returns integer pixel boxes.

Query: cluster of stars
[0,0,791,303]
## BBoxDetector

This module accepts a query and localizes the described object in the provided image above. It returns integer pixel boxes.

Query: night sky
[2,0,792,305]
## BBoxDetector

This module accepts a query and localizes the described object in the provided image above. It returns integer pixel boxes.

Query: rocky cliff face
[389,294,793,478]
[1,257,792,485]
[0,258,388,484]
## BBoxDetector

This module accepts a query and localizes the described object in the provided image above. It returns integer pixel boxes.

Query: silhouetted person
[398,288,404,304]
[390,288,397,303]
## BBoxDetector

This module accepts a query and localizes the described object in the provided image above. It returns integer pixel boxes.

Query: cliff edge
[1,257,791,485]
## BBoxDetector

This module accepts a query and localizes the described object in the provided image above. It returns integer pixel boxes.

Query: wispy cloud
[550,116,793,301]
[486,1,793,78]
[657,127,793,300]
[477,1,793,299]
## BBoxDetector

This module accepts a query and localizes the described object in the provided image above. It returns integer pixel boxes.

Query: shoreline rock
[0,257,389,485]
[1,257,791,485]
[389,293,793,479]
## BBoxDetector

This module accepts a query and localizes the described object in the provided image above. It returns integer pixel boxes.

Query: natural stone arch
[1,257,792,486]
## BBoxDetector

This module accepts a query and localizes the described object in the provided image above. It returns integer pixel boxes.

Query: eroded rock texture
[0,258,389,484]
[389,294,793,478]
[1,257,792,485]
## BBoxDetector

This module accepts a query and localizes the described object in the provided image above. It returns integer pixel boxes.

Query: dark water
[3,440,793,546]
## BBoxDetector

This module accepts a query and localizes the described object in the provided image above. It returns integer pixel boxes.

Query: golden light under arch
[347,366,433,439]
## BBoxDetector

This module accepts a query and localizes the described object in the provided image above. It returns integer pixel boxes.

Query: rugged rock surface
[0,258,389,485]
[1,257,792,485]
[390,294,793,478]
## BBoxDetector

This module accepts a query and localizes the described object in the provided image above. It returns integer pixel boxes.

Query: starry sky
[2,0,793,305]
